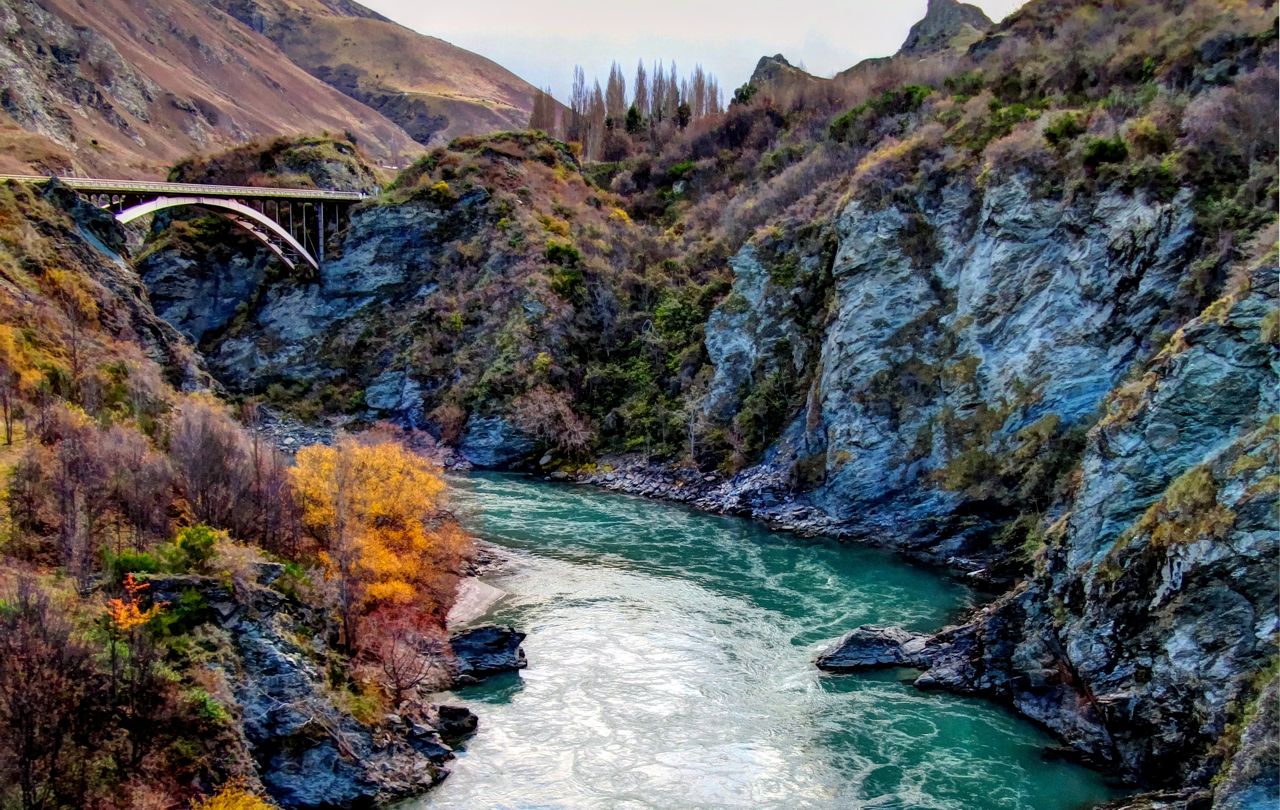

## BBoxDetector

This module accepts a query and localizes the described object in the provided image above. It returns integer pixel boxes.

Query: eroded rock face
[1046,264,1278,784]
[138,223,272,345]
[706,176,1197,564]
[1212,676,1280,809]
[703,244,820,421]
[458,416,535,469]
[816,265,1279,790]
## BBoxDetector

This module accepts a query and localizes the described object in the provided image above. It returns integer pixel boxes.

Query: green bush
[1044,113,1086,148]
[667,161,695,181]
[550,266,585,303]
[154,588,211,640]
[104,549,161,583]
[653,289,704,346]
[1082,136,1129,168]
[944,71,985,99]
[732,370,795,461]
[167,524,217,574]
[185,687,231,725]
[544,241,582,268]
[830,85,934,143]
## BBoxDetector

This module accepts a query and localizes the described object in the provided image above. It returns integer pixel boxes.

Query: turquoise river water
[415,473,1125,810]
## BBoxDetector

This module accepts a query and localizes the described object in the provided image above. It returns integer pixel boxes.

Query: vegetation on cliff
[0,182,471,807]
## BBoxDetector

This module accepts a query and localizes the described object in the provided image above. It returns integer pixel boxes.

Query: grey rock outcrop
[1212,676,1279,809]
[705,176,1197,565]
[138,222,272,345]
[703,244,821,421]
[816,626,930,671]
[899,0,993,57]
[459,416,535,469]
[815,179,1191,535]
[143,575,451,808]
[816,264,1279,789]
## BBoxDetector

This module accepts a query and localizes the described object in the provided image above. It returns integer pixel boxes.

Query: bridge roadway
[0,174,366,201]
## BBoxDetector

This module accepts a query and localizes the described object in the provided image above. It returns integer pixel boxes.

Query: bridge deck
[0,174,367,202]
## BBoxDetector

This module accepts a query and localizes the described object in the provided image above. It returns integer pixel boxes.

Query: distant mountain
[0,0,543,177]
[210,0,547,146]
[747,0,995,100]
[898,0,994,57]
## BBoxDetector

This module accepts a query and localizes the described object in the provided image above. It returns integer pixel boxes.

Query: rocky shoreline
[570,455,1006,585]
[140,550,526,808]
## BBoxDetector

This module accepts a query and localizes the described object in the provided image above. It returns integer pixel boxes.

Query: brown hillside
[211,0,545,146]
[0,0,425,177]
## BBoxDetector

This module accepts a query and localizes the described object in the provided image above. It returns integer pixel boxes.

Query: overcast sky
[359,1,1027,100]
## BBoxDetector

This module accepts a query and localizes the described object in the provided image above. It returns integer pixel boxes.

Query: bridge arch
[115,196,320,272]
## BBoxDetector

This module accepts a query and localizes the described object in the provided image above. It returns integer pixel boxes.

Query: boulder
[433,705,480,744]
[449,625,527,686]
[816,625,930,671]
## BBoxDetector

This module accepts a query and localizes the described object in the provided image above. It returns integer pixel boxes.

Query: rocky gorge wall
[814,259,1277,798]
[588,175,1278,799]
[702,175,1201,564]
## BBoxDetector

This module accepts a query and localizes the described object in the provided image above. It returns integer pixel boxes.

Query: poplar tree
[633,60,649,125]
[605,61,627,126]
[587,81,606,159]
[569,66,588,143]
[691,65,708,118]
[651,61,667,122]
[663,62,680,122]
[528,87,558,133]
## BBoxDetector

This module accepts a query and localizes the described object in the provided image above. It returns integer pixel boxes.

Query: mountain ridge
[0,0,544,177]
[209,0,547,146]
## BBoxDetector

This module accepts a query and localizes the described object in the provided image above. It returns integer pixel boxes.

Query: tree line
[529,60,725,160]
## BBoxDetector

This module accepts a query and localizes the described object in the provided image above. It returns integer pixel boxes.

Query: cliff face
[927,263,1276,780]
[704,175,1199,562]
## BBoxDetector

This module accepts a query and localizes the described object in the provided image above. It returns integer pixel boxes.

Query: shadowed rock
[450,625,527,686]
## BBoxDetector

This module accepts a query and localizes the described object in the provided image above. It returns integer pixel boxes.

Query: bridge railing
[0,174,367,202]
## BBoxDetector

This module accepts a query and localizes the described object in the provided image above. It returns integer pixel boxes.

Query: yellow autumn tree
[106,573,164,631]
[0,324,39,445]
[44,268,99,392]
[289,435,461,648]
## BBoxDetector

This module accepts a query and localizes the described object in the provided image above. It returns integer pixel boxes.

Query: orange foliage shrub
[106,573,164,631]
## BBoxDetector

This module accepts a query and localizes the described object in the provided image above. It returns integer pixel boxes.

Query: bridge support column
[317,202,325,264]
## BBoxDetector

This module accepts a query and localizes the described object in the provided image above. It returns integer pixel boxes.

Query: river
[415,473,1124,810]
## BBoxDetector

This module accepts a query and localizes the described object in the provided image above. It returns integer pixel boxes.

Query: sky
[360,1,1027,100]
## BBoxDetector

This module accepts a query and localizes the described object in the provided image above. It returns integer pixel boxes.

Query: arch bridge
[1,175,367,273]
